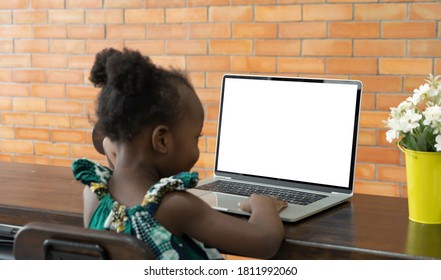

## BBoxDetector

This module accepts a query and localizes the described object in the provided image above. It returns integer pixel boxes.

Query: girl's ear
[151,125,170,154]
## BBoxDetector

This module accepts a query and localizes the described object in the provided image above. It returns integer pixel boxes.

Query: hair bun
[105,48,155,96]
[91,48,156,98]
[89,48,120,88]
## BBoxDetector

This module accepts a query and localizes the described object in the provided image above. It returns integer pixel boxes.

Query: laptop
[189,74,363,222]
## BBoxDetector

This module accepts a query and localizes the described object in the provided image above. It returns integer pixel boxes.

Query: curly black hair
[89,48,195,142]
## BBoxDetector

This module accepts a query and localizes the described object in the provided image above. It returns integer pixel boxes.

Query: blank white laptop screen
[216,76,360,189]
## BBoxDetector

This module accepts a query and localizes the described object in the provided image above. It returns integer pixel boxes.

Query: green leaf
[417,133,427,151]
[402,135,419,151]
[423,126,437,152]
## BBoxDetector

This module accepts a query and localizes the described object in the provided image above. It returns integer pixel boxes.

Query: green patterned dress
[72,158,222,260]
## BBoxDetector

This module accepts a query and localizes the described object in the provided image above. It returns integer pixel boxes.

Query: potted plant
[385,74,441,224]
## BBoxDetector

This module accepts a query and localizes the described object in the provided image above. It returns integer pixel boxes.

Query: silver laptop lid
[214,74,362,194]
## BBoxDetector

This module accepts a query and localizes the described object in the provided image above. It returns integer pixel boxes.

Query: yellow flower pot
[401,146,441,224]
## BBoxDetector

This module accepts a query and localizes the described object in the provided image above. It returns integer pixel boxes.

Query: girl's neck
[108,146,161,207]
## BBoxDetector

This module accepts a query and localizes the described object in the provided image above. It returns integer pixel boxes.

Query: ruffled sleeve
[141,172,199,214]
[72,158,112,199]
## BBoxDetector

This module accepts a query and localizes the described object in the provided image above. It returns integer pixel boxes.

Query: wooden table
[274,194,441,260]
[0,161,440,260]
[0,161,83,227]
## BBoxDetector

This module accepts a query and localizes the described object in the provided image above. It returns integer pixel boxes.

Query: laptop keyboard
[198,180,327,206]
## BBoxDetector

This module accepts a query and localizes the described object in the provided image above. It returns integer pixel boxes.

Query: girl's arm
[82,186,99,227]
[156,192,286,259]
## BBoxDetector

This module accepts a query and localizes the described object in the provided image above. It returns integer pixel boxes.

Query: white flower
[386,129,400,143]
[432,123,441,134]
[415,83,430,95]
[412,83,431,102]
[428,87,439,98]
[398,110,422,133]
[435,135,441,152]
[390,100,413,119]
[423,105,441,127]
[386,117,401,131]
[385,74,441,152]
[398,100,413,111]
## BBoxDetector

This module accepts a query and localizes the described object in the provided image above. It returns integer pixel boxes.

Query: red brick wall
[0,0,440,198]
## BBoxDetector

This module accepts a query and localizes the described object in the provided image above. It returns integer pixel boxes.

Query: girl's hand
[238,194,288,213]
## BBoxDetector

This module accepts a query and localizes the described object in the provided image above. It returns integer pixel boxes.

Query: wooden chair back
[14,221,154,260]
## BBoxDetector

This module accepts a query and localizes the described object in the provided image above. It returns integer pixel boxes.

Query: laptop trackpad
[192,191,251,215]
[203,192,250,215]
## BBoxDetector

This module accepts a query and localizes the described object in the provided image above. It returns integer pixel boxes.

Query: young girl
[73,48,287,260]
